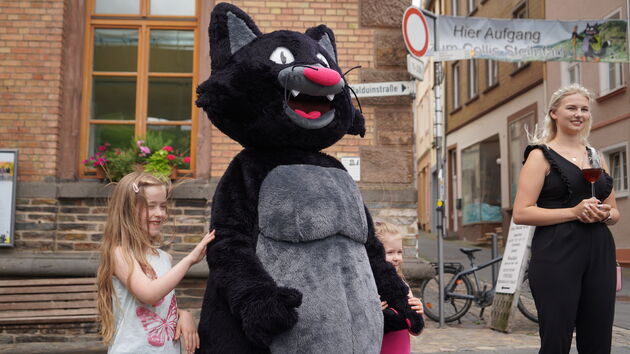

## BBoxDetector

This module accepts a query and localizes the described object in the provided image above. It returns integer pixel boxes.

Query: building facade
[443,0,545,241]
[545,0,630,262]
[0,0,419,343]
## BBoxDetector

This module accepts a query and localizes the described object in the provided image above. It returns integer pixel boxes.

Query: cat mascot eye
[269,47,295,65]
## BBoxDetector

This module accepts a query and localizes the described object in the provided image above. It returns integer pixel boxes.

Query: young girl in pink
[96,172,215,354]
[375,220,424,354]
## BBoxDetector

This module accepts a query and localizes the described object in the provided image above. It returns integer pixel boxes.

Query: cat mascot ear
[305,25,366,137]
[209,2,263,70]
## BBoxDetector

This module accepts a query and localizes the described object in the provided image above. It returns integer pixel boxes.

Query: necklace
[548,144,583,165]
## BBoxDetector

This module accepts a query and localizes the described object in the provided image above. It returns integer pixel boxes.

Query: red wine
[582,168,603,183]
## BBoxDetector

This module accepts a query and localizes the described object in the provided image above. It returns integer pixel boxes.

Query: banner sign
[435,16,627,63]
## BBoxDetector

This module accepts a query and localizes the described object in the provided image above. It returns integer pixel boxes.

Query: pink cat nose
[303,67,341,86]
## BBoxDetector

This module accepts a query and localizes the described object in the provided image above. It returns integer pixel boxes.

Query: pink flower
[136,140,144,147]
[82,159,88,164]
[140,146,151,155]
[183,156,191,164]
[98,145,106,152]
[166,154,176,161]
[92,161,99,167]
[162,146,174,152]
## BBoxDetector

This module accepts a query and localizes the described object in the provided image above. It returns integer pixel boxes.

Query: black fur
[195,3,422,353]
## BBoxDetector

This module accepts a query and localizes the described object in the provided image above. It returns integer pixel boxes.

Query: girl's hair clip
[132,183,140,193]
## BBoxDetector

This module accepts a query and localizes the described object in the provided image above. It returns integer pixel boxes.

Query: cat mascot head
[196,2,365,151]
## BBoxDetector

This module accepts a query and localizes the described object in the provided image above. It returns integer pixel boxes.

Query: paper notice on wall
[341,157,360,181]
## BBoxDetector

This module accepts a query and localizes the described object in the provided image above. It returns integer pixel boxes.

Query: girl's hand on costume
[408,296,424,315]
[184,230,215,265]
[381,300,388,311]
[573,198,601,223]
[175,310,199,354]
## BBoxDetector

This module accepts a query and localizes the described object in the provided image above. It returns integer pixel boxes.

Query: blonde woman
[374,220,423,354]
[96,171,215,354]
[513,84,619,353]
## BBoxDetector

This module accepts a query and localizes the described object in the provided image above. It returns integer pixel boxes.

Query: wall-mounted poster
[0,149,17,247]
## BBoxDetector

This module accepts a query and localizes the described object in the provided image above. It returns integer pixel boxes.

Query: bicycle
[418,247,538,323]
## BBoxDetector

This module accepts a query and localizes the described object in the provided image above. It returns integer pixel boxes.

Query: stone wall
[13,197,209,254]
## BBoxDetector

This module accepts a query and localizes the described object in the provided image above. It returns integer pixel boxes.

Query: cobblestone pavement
[410,306,630,353]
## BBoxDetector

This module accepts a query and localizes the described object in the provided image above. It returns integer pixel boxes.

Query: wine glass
[581,147,603,198]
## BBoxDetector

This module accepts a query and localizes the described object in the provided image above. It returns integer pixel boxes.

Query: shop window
[461,137,502,224]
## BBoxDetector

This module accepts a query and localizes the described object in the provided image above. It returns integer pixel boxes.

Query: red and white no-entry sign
[402,7,430,58]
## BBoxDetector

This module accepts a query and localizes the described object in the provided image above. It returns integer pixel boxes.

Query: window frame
[452,0,460,16]
[467,0,477,15]
[512,2,528,72]
[468,59,478,100]
[598,9,624,96]
[485,59,498,89]
[602,142,629,198]
[80,0,200,179]
[452,61,461,110]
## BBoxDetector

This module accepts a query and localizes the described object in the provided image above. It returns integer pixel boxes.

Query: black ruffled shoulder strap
[523,144,573,205]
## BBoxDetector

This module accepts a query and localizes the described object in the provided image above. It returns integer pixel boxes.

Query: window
[599,10,623,95]
[513,3,527,71]
[486,59,498,88]
[452,0,459,16]
[568,62,581,84]
[508,112,536,205]
[603,144,629,197]
[80,0,198,178]
[468,59,477,99]
[452,62,461,109]
[467,0,476,14]
[461,136,502,224]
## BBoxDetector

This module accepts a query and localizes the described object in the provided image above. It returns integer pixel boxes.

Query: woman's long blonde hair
[529,83,593,146]
[96,171,171,344]
[374,220,405,280]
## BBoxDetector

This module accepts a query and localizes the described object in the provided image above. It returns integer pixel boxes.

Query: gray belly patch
[256,165,382,354]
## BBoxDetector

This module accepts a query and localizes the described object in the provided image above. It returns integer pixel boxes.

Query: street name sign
[350,81,416,98]
[407,54,425,81]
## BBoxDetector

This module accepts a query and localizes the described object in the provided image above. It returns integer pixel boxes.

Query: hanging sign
[435,16,627,63]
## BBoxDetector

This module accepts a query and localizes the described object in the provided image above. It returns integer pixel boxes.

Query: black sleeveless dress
[524,145,616,354]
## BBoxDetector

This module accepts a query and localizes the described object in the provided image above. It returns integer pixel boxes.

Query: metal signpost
[402,5,447,327]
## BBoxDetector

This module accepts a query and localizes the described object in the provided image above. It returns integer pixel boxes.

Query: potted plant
[83,132,190,182]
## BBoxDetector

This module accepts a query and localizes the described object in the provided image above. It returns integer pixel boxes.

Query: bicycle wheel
[517,271,538,323]
[419,266,474,322]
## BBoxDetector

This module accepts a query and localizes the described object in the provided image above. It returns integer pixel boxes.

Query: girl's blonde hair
[529,83,593,146]
[374,220,405,280]
[96,171,171,344]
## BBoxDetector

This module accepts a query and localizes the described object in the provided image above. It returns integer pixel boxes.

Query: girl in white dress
[96,171,215,353]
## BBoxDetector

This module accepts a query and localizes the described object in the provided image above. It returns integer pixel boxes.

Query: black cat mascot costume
[195,3,423,353]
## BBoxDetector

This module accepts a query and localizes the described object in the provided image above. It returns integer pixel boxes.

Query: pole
[433,60,445,327]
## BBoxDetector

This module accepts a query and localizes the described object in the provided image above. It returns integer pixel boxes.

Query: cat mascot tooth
[195,3,423,353]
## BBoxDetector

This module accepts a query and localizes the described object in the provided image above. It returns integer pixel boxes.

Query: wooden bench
[0,277,98,325]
